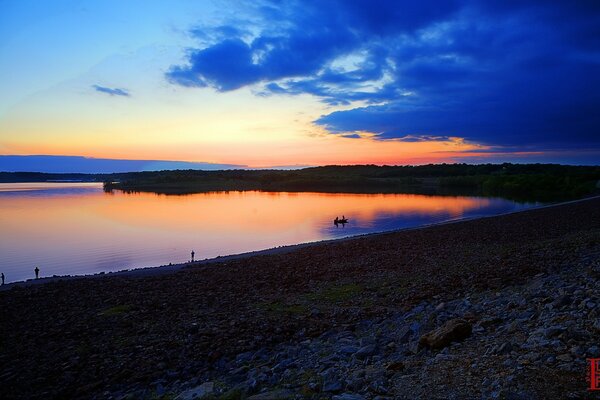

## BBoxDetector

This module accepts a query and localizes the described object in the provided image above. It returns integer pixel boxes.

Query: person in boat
[334,216,339,223]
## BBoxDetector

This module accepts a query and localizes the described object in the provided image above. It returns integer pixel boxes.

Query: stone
[369,378,388,394]
[496,342,513,355]
[385,361,405,371]
[332,394,366,400]
[588,345,600,358]
[339,346,359,355]
[570,345,585,356]
[556,354,572,363]
[323,380,343,393]
[155,383,165,396]
[355,344,377,359]
[175,382,214,400]
[552,295,572,308]
[396,325,413,344]
[543,326,564,339]
[419,318,472,349]
[247,389,295,399]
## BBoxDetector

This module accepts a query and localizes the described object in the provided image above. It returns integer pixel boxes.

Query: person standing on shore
[191,250,195,262]
[1,272,4,285]
[34,267,39,279]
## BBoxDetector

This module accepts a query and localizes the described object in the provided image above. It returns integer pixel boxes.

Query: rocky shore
[1,197,599,399]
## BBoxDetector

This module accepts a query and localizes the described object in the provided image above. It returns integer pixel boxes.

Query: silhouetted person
[191,251,195,262]
[1,273,4,285]
[34,267,39,279]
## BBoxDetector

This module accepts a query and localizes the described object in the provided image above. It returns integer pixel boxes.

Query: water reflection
[0,183,539,283]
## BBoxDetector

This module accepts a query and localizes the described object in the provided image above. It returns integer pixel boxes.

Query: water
[0,182,541,283]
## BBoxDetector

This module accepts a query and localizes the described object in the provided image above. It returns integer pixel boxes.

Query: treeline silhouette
[2,164,599,202]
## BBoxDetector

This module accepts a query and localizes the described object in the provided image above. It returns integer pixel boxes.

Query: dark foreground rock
[1,197,599,399]
[419,318,472,349]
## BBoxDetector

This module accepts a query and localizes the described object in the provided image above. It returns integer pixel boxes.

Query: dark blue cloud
[92,85,130,97]
[167,0,600,150]
[167,39,260,90]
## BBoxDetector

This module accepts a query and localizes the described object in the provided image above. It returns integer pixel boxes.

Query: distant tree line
[2,163,599,202]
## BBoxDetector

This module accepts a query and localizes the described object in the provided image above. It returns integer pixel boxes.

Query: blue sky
[1,0,599,169]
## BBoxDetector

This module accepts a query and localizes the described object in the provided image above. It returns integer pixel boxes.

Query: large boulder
[419,318,472,349]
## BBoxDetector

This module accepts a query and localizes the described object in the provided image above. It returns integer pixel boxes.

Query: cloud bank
[166,0,600,151]
[0,155,244,174]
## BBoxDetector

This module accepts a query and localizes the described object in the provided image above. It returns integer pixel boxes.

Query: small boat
[334,217,349,224]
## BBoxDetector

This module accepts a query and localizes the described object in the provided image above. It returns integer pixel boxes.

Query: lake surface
[0,182,541,283]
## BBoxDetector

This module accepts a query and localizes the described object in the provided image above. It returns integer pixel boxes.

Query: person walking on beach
[1,272,4,285]
[34,266,40,279]
[191,250,195,263]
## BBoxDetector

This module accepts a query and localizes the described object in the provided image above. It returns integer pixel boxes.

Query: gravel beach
[1,196,599,399]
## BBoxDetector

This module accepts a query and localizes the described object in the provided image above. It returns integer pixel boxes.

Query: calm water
[0,182,541,283]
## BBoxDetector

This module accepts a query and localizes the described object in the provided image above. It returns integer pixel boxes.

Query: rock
[585,299,596,309]
[155,383,165,396]
[496,389,535,400]
[587,345,600,358]
[369,378,388,394]
[247,389,295,399]
[543,326,564,339]
[323,380,343,393]
[556,354,573,363]
[355,344,377,359]
[175,382,214,400]
[545,355,556,363]
[339,346,359,355]
[188,323,199,334]
[272,358,296,372]
[552,295,572,308]
[332,394,366,400]
[396,325,413,344]
[345,376,365,392]
[570,345,585,356]
[496,342,513,355]
[385,361,405,371]
[419,318,472,349]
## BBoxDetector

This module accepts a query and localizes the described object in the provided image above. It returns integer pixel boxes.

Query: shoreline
[2,194,598,291]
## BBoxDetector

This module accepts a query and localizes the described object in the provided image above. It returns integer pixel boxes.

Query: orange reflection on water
[0,183,525,283]
[95,191,488,232]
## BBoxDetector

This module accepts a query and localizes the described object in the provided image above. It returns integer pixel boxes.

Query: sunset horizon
[2,1,599,169]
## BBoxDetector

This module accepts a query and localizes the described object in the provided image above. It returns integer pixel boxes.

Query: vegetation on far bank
[103,164,599,202]
[1,163,599,202]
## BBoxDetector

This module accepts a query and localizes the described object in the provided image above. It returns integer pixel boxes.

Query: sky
[0,0,599,170]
